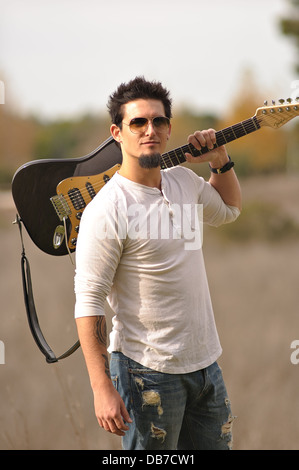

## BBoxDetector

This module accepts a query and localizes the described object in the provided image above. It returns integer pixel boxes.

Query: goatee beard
[138,153,161,169]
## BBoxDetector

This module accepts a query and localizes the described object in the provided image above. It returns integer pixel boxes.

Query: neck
[160,115,260,168]
[118,159,162,189]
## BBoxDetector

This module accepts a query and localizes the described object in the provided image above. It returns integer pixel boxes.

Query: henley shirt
[74,166,240,373]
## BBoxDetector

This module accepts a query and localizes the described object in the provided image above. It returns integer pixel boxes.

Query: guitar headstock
[255,98,299,129]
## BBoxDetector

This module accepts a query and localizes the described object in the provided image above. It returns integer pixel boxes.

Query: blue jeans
[110,352,234,450]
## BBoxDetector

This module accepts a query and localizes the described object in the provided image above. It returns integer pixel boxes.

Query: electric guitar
[12,99,299,256]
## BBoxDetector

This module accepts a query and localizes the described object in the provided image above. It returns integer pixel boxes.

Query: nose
[145,120,156,135]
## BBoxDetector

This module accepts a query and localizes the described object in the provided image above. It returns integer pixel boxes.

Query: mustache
[138,153,161,169]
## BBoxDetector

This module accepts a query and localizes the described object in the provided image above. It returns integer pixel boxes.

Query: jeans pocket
[111,375,118,391]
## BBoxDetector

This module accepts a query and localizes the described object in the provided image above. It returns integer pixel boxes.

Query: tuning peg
[296,97,299,102]
[264,100,268,106]
[278,99,285,104]
[286,98,292,103]
[272,100,276,105]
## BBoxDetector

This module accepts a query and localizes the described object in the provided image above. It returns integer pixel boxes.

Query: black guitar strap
[14,214,80,363]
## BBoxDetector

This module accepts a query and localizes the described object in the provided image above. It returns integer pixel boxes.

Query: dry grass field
[1,173,299,450]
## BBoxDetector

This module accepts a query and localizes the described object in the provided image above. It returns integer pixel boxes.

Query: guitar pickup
[50,194,71,221]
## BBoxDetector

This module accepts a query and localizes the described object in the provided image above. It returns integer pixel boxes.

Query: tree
[280,0,299,72]
[217,69,287,175]
[280,1,299,172]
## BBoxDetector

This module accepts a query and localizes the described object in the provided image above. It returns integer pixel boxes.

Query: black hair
[107,76,172,126]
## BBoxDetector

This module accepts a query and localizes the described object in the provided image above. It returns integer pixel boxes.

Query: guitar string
[63,107,297,210]
[63,117,259,210]
[161,105,297,166]
[161,116,259,167]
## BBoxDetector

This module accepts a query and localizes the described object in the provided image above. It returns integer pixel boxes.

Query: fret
[219,130,228,144]
[160,159,167,169]
[178,143,201,158]
[215,133,226,147]
[220,127,235,143]
[252,116,259,130]
[230,126,237,140]
[173,149,182,165]
[175,146,188,162]
[163,152,173,167]
[245,119,255,132]
[187,143,201,158]
[162,151,176,167]
[240,121,248,135]
[160,115,261,169]
[161,146,188,168]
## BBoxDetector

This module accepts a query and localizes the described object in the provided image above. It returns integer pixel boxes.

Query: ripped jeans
[110,352,235,450]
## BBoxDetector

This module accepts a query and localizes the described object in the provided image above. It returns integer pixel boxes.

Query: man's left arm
[185,129,242,211]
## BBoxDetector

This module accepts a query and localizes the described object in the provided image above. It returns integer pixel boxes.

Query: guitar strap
[14,214,80,363]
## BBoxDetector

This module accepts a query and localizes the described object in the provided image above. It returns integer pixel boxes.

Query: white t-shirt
[74,166,240,373]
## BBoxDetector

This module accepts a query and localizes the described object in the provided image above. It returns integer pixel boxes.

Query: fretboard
[160,115,260,169]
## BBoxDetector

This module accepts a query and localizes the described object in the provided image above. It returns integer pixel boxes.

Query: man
[74,76,241,450]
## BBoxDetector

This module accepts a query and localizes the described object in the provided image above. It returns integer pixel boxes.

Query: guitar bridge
[50,194,71,220]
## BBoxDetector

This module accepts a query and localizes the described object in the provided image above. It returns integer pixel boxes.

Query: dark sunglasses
[122,116,170,134]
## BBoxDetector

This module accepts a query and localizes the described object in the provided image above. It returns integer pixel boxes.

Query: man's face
[111,99,171,162]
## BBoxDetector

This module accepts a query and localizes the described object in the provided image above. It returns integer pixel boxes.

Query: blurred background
[1,0,299,450]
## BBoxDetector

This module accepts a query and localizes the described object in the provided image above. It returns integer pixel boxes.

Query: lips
[141,141,159,145]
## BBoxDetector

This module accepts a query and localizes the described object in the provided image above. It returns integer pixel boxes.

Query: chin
[138,153,161,169]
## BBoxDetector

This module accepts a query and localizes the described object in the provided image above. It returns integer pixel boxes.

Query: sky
[0,0,298,121]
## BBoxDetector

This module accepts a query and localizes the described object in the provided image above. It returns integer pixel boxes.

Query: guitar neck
[161,115,260,169]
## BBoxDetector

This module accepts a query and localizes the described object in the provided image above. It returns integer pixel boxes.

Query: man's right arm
[76,315,132,436]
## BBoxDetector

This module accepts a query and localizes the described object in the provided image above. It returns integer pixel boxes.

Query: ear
[110,124,122,143]
[167,122,172,140]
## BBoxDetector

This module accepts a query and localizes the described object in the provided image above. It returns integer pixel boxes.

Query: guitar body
[12,137,122,256]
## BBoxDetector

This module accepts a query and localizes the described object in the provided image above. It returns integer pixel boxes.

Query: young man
[75,77,241,450]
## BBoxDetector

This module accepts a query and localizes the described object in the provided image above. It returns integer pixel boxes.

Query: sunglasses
[122,116,170,134]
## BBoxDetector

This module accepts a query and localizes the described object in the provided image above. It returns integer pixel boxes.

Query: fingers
[97,402,133,436]
[95,387,133,436]
[185,128,223,163]
[99,416,130,436]
[188,128,216,151]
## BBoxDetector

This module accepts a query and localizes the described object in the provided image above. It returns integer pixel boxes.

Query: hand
[94,385,132,437]
[185,129,229,169]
